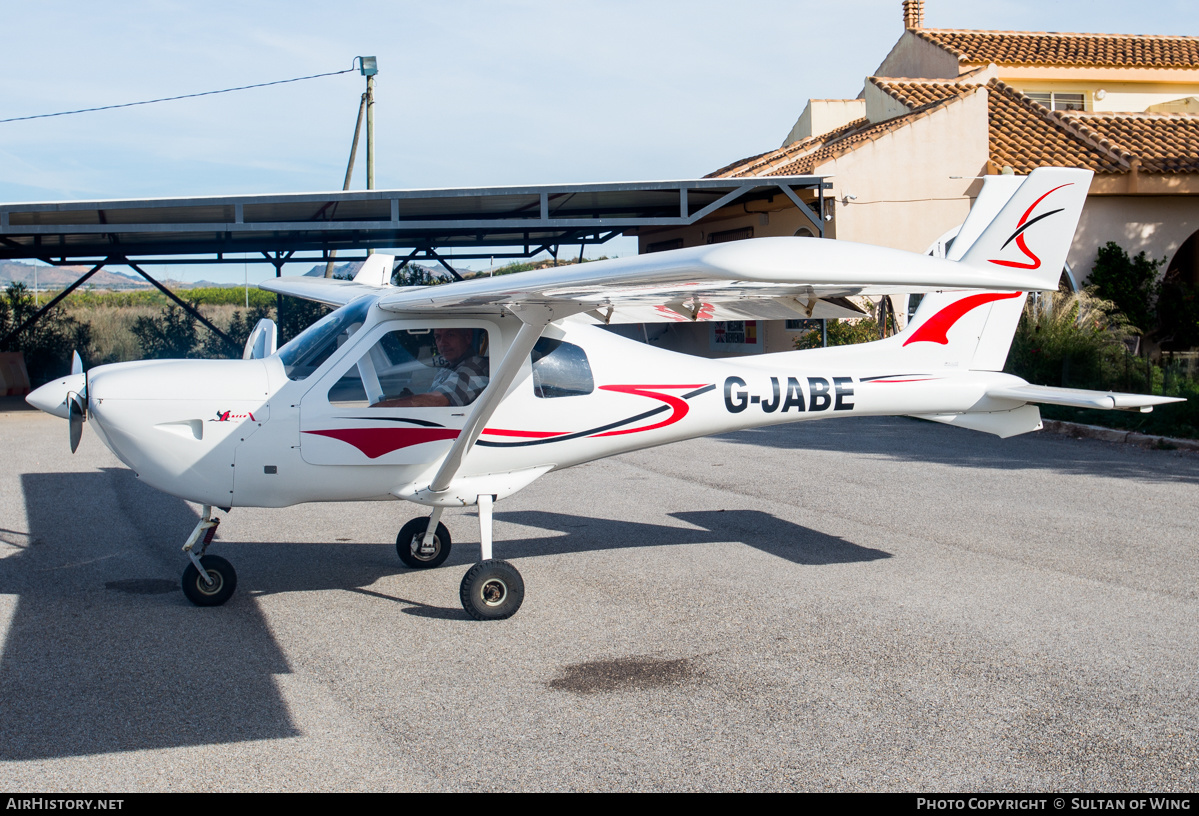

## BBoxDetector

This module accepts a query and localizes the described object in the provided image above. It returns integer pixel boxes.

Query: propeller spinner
[26,351,88,453]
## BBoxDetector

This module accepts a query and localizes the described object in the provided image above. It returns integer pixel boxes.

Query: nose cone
[27,372,86,419]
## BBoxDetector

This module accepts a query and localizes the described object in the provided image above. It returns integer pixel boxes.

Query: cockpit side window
[329,325,491,408]
[530,338,593,398]
[277,297,373,381]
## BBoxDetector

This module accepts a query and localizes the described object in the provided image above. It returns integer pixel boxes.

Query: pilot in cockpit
[374,327,489,407]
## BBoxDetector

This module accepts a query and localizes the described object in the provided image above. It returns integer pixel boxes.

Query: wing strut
[428,305,554,494]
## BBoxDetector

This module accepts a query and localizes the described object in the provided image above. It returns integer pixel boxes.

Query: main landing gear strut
[399,495,524,621]
[180,505,237,607]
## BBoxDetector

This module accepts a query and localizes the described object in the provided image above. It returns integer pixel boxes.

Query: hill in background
[1,260,151,290]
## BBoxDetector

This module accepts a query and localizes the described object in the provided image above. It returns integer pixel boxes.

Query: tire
[396,518,452,569]
[459,559,524,621]
[181,555,237,607]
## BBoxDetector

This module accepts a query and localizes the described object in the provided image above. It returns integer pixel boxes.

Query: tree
[1086,242,1163,338]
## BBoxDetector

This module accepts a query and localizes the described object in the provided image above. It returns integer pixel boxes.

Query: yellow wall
[1007,79,1199,112]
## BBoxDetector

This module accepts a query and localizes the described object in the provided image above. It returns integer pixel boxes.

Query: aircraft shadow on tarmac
[718,416,1199,485]
[3,466,891,759]
[1,470,299,761]
[489,509,891,566]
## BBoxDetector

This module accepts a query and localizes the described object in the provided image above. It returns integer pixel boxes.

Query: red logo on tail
[902,291,1023,346]
[986,183,1072,270]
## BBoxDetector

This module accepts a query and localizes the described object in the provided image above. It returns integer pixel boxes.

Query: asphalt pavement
[1,406,1196,791]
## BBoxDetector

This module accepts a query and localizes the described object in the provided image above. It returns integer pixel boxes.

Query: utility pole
[325,57,377,276]
[361,56,378,257]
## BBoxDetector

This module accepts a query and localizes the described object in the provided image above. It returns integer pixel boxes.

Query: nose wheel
[180,506,238,607]
[397,517,452,569]
[182,555,238,607]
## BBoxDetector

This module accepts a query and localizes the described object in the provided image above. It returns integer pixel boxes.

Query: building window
[1025,92,1086,111]
[706,226,754,244]
[647,238,683,253]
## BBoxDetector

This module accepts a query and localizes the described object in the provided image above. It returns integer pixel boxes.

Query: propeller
[68,351,86,454]
[68,391,85,453]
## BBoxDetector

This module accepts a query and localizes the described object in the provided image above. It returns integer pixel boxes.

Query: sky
[1,0,1197,284]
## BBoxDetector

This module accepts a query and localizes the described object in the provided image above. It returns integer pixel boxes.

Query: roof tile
[1060,111,1199,173]
[707,78,1198,180]
[916,29,1199,69]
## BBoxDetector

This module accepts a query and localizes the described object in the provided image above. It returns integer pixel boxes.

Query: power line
[0,63,359,125]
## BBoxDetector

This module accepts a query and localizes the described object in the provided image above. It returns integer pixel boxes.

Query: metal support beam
[817,184,826,238]
[124,261,238,351]
[776,184,822,235]
[687,185,765,223]
[0,261,107,349]
[421,248,464,282]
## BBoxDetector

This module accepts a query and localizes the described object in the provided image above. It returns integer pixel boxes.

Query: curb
[1041,419,1199,453]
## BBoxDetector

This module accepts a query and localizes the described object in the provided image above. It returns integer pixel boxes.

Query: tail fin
[957,167,1091,286]
[896,167,1092,371]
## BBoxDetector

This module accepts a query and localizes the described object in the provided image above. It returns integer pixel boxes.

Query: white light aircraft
[26,168,1182,620]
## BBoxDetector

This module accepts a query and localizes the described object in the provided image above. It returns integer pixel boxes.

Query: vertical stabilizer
[957,167,1091,287]
[895,167,1092,371]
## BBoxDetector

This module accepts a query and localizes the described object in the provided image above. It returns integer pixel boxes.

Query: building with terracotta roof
[632,1,1199,343]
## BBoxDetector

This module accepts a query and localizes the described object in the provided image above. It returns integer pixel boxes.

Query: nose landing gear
[396,509,452,569]
[180,506,238,607]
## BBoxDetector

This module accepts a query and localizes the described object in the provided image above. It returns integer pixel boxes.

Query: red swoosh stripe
[903,291,1023,346]
[304,427,460,459]
[482,428,565,438]
[594,384,705,437]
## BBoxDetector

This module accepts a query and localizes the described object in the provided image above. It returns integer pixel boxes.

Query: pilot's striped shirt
[430,354,489,406]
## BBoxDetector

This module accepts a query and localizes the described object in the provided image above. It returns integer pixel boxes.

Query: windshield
[277,297,374,380]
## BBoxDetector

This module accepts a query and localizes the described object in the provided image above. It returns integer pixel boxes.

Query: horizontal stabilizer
[987,383,1184,412]
[912,405,1043,438]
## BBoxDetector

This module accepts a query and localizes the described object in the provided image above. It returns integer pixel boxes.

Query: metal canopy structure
[0,176,829,351]
[0,177,829,267]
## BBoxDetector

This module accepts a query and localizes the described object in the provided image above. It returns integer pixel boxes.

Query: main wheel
[181,555,238,607]
[460,559,524,621]
[396,518,452,569]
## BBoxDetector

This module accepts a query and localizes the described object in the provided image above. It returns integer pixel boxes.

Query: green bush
[793,317,886,350]
[1006,290,1135,390]
[0,283,93,386]
[131,302,278,360]
[1006,291,1199,438]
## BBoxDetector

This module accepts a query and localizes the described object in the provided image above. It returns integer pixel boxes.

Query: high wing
[372,236,1059,322]
[261,167,1090,323]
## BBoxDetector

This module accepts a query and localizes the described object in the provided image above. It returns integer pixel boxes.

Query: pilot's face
[434,328,473,363]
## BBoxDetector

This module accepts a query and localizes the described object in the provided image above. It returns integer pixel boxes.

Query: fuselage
[54,297,1028,508]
